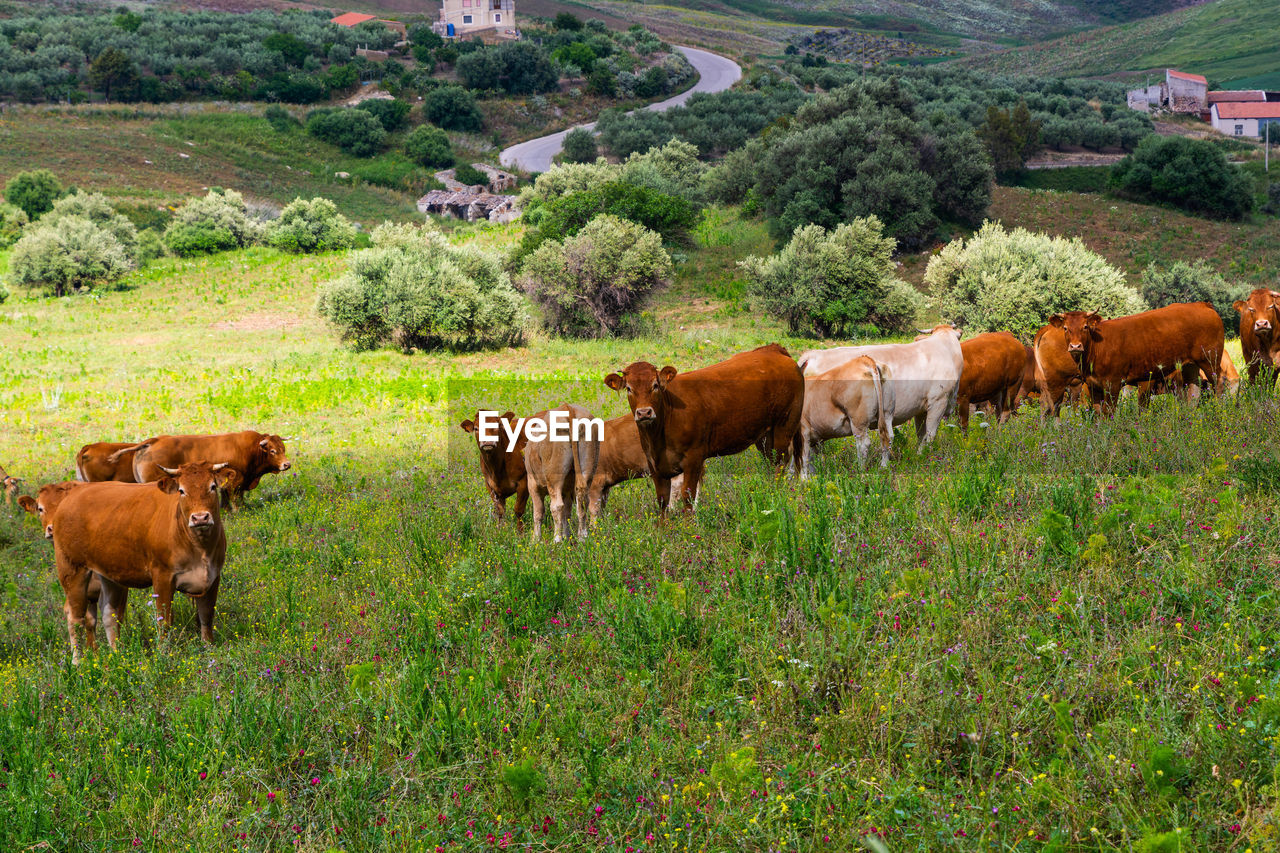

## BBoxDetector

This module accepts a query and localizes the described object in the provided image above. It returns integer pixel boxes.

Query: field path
[498,46,741,173]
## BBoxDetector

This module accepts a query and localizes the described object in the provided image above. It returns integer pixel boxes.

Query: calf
[77,441,152,482]
[133,431,291,504]
[522,404,601,542]
[1033,324,1086,419]
[794,355,891,475]
[604,344,804,514]
[1047,303,1223,416]
[955,332,1026,431]
[1,465,20,509]
[1234,288,1280,385]
[18,482,103,634]
[799,325,963,453]
[51,462,234,663]
[460,411,529,525]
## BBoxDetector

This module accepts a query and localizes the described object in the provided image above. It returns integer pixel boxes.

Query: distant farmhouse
[1127,69,1280,139]
[1126,69,1207,114]
[1210,102,1280,139]
[431,0,519,40]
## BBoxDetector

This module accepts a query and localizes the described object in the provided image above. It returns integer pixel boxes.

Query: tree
[164,189,264,256]
[925,221,1146,341]
[89,48,138,102]
[0,203,28,249]
[518,215,671,338]
[561,128,597,164]
[1140,260,1247,334]
[977,101,1041,175]
[306,109,387,156]
[42,192,139,263]
[355,98,411,132]
[262,33,310,67]
[266,197,356,254]
[554,12,584,31]
[10,216,134,296]
[1111,135,1255,220]
[738,218,922,337]
[423,85,483,132]
[316,222,525,352]
[497,42,558,95]
[404,125,454,168]
[4,169,64,220]
[456,49,503,91]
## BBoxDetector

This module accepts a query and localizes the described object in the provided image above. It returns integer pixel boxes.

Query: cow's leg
[956,395,970,432]
[677,457,704,511]
[60,566,94,665]
[527,476,545,541]
[511,483,528,534]
[653,476,672,517]
[154,572,176,636]
[854,427,871,467]
[913,412,928,451]
[549,478,570,544]
[98,576,129,650]
[195,575,220,644]
[490,492,506,523]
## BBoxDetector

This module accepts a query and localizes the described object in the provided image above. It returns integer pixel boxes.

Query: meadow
[1,206,1280,853]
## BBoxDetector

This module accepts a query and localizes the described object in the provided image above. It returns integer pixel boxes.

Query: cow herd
[2,431,291,663]
[2,290,1278,663]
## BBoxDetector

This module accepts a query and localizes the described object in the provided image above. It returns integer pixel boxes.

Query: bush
[453,164,490,187]
[316,222,525,352]
[306,109,387,157]
[619,138,705,202]
[266,197,356,254]
[423,85,483,132]
[519,215,671,338]
[4,169,64,220]
[41,192,140,263]
[518,160,619,208]
[264,105,299,132]
[356,98,411,132]
[554,12,584,31]
[136,230,166,266]
[457,43,558,95]
[9,216,135,296]
[404,125,454,168]
[1111,135,1255,220]
[163,189,264,257]
[0,203,29,248]
[1139,260,1246,334]
[925,221,1147,341]
[739,217,922,337]
[562,128,597,164]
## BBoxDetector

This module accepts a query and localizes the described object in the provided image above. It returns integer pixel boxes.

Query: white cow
[794,355,892,475]
[523,404,601,542]
[797,325,964,455]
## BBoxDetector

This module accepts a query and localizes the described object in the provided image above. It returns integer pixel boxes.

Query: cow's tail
[872,361,892,461]
[74,449,88,482]
[106,442,148,464]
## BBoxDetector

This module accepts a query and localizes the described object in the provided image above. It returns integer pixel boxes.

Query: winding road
[498,46,742,174]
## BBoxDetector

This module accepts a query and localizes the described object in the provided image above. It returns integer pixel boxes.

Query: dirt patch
[211,314,305,332]
[1025,150,1127,168]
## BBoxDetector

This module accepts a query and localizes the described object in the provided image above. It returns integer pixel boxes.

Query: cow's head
[257,434,292,472]
[156,462,235,531]
[461,411,516,455]
[605,362,678,428]
[19,482,79,539]
[1048,311,1102,360]
[1234,289,1280,340]
[2,475,19,502]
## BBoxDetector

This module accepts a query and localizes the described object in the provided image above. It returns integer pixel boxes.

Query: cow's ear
[460,419,476,433]
[214,469,238,490]
[156,476,179,494]
[1233,300,1247,314]
[17,495,36,515]
[1048,315,1064,328]
[1085,312,1103,326]
[658,366,678,386]
[501,411,516,423]
[604,373,625,391]
[259,438,270,450]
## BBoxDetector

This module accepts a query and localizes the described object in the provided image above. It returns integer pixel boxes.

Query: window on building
[463,14,473,23]
[1235,124,1244,136]
[494,12,501,21]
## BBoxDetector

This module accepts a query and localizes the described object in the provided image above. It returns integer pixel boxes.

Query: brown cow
[1046,303,1224,416]
[522,404,601,542]
[18,482,104,634]
[1,464,20,509]
[77,441,152,482]
[133,431,290,504]
[585,416,686,518]
[1033,324,1087,418]
[955,332,1026,431]
[604,344,804,514]
[51,462,235,663]
[460,411,529,525]
[1234,288,1280,384]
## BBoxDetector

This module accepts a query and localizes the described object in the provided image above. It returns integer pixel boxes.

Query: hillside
[961,0,1280,87]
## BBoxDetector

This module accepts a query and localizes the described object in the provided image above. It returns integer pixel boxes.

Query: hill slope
[961,0,1280,86]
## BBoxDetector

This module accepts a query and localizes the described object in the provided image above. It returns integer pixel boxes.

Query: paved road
[498,46,742,174]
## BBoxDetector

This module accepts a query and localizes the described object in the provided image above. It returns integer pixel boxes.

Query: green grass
[2,209,1280,850]
[1004,166,1114,194]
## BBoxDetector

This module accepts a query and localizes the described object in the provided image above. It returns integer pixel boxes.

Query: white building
[1210,101,1280,139]
[433,0,518,38]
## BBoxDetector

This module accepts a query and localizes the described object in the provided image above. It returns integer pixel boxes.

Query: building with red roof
[1211,101,1280,138]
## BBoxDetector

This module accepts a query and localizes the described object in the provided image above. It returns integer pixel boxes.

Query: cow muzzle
[1255,319,1273,336]
[1067,342,1085,353]
[188,511,215,528]
[278,460,292,471]
[44,525,54,540]
[479,441,499,452]
[634,406,657,425]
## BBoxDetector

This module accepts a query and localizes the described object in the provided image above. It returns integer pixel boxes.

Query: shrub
[518,160,619,208]
[355,98,411,132]
[453,164,489,187]
[9,216,134,296]
[266,197,356,254]
[620,138,705,202]
[925,221,1146,341]
[539,182,698,241]
[739,217,923,337]
[136,229,165,266]
[519,215,671,338]
[41,192,139,263]
[1112,135,1255,220]
[306,109,387,156]
[316,222,524,351]
[4,169,64,220]
[164,189,264,257]
[1139,260,1246,334]
[423,85,483,132]
[456,49,503,91]
[457,42,558,95]
[404,125,454,168]
[562,128,597,164]
[264,104,299,132]
[554,12,583,31]
[0,203,29,248]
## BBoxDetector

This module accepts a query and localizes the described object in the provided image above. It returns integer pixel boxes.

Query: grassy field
[2,200,1280,850]
[960,0,1280,86]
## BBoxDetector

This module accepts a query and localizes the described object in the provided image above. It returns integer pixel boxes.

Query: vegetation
[519,214,671,338]
[561,127,598,164]
[354,98,412,134]
[316,222,524,352]
[163,189,264,257]
[0,202,29,248]
[453,164,491,188]
[265,197,356,255]
[739,217,922,337]
[305,109,387,158]
[403,126,455,169]
[1140,259,1248,335]
[3,169,64,220]
[40,191,140,263]
[8,213,134,295]
[926,221,1147,340]
[421,85,484,133]
[1112,136,1256,221]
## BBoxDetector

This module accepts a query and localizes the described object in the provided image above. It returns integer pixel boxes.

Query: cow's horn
[159,465,181,476]
[916,327,933,335]
[279,436,295,441]
[211,462,229,471]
